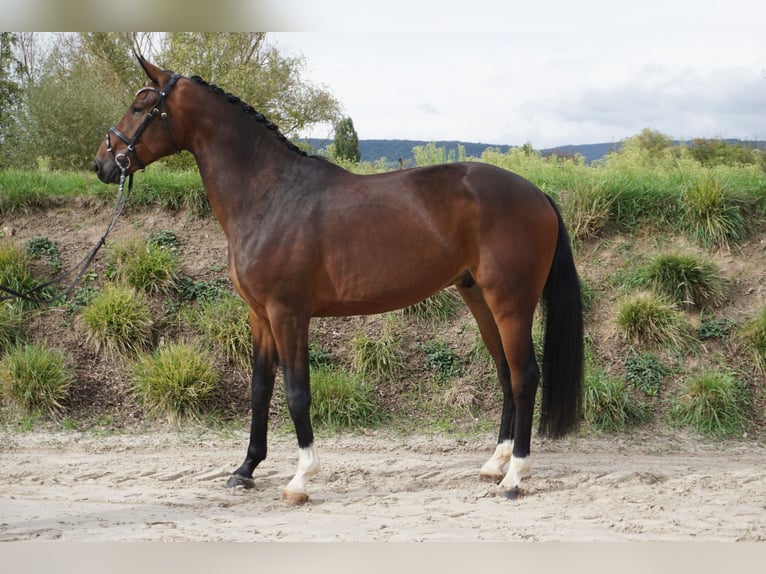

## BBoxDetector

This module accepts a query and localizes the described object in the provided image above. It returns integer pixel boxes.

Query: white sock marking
[480,439,513,477]
[285,443,320,496]
[500,455,531,490]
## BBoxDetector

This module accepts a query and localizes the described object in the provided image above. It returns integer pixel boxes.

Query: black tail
[538,196,584,437]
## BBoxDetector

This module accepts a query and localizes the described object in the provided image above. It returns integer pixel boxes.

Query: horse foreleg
[226,313,277,489]
[271,311,319,505]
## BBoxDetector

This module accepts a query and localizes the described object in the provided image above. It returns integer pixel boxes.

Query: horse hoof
[479,472,504,484]
[225,474,256,490]
[282,490,309,506]
[500,487,524,500]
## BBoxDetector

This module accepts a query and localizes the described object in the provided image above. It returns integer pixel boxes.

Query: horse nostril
[93,161,100,175]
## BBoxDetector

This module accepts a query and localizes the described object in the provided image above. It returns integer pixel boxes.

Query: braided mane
[190,75,307,157]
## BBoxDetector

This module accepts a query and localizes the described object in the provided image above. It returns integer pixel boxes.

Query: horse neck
[182,101,334,235]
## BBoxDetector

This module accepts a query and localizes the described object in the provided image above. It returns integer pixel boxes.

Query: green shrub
[309,367,384,429]
[25,237,61,273]
[697,317,736,341]
[0,343,72,417]
[132,341,219,422]
[308,341,334,369]
[195,294,251,368]
[623,351,669,396]
[423,339,462,384]
[583,368,651,432]
[351,325,404,381]
[670,370,750,437]
[174,276,230,303]
[739,308,766,373]
[108,237,179,294]
[80,283,153,356]
[616,293,691,349]
[683,175,746,248]
[638,253,727,310]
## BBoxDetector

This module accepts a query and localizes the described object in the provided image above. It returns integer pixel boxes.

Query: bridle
[105,72,182,173]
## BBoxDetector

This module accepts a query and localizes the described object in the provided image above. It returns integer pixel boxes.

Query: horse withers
[94,56,584,503]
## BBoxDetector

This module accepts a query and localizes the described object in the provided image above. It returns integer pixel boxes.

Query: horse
[94,56,584,503]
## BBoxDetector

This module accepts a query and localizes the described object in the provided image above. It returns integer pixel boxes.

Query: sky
[269,0,766,148]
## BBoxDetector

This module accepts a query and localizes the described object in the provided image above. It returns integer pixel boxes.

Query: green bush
[616,293,691,349]
[623,351,669,396]
[195,294,251,368]
[638,253,728,310]
[583,368,651,432]
[80,283,153,356]
[108,237,179,294]
[25,236,61,273]
[0,343,72,417]
[310,367,384,429]
[423,339,462,384]
[670,370,750,437]
[739,308,766,373]
[132,341,219,422]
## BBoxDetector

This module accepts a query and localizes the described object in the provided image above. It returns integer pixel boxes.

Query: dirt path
[1,429,765,542]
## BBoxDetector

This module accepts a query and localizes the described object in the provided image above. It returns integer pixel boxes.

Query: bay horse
[94,56,584,503]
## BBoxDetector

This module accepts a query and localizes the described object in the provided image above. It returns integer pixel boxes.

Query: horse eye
[132,106,144,115]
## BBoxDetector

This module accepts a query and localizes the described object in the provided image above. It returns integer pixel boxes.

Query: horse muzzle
[93,156,123,184]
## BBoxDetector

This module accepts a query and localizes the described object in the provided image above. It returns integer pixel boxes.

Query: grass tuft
[637,252,728,310]
[616,292,691,349]
[0,239,49,304]
[739,307,766,373]
[0,343,72,417]
[350,324,405,381]
[309,367,385,429]
[400,288,461,325]
[0,303,23,353]
[670,370,750,437]
[683,175,747,248]
[194,294,251,368]
[132,341,219,422]
[561,181,614,242]
[583,368,651,432]
[80,283,153,356]
[108,237,179,294]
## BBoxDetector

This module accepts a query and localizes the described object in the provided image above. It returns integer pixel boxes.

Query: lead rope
[0,166,134,304]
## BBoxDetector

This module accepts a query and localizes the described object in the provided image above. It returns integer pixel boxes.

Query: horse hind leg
[474,281,541,498]
[456,282,514,483]
[497,324,539,499]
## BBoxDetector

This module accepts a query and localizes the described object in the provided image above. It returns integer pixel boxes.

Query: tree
[2,33,343,170]
[159,33,341,135]
[0,33,24,165]
[333,117,360,162]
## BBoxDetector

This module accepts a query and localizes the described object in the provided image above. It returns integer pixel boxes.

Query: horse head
[93,56,183,184]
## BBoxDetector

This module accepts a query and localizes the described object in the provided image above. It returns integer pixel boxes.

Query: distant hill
[302,138,765,165]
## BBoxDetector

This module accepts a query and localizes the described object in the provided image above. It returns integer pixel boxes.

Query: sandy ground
[1,428,765,542]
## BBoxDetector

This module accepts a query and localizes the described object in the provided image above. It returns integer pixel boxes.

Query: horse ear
[135,54,163,85]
